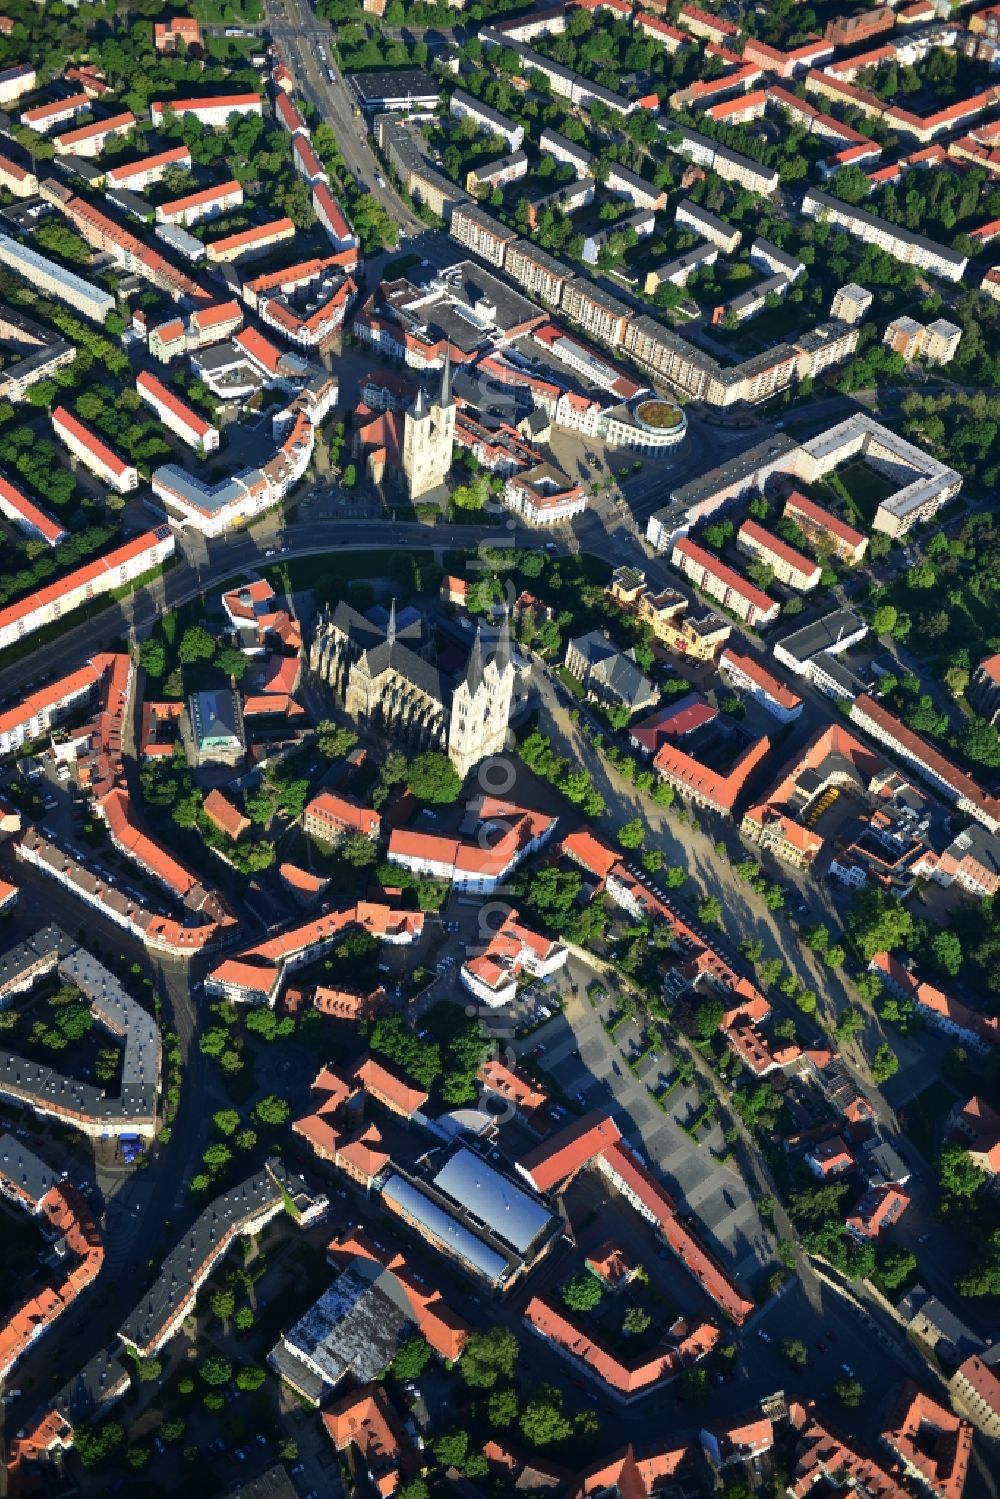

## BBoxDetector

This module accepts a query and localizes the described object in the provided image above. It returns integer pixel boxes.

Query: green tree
[939,1142,985,1199]
[870,1042,898,1084]
[519,1386,572,1446]
[487,1387,520,1427]
[234,1306,255,1332]
[211,1289,235,1323]
[562,1270,603,1311]
[623,1306,651,1335]
[254,1095,290,1126]
[213,1109,240,1136]
[391,1335,432,1380]
[407,751,462,804]
[930,930,963,977]
[617,817,645,849]
[697,895,723,926]
[235,1366,266,1392]
[140,637,167,677]
[460,1328,518,1388]
[835,1376,864,1407]
[199,1355,232,1387]
[177,625,216,664]
[780,1338,809,1368]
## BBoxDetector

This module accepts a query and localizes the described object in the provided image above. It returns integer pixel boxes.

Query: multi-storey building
[136,372,219,452]
[52,111,135,157]
[0,231,114,322]
[671,537,780,627]
[736,518,821,591]
[802,188,968,281]
[51,406,138,493]
[782,491,868,565]
[155,179,243,227]
[206,217,296,263]
[851,695,1000,833]
[449,88,524,150]
[149,92,262,127]
[105,144,192,193]
[449,204,517,268]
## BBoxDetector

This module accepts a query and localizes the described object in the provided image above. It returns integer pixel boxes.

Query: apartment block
[52,111,135,157]
[51,406,138,493]
[0,473,66,548]
[736,519,821,591]
[206,218,296,263]
[449,88,524,150]
[105,144,192,193]
[884,315,961,365]
[719,649,803,723]
[466,149,528,195]
[671,537,780,628]
[0,528,174,652]
[802,189,968,281]
[136,372,219,452]
[0,231,114,322]
[782,491,868,565]
[449,204,517,268]
[831,283,873,324]
[155,179,243,227]
[505,240,576,308]
[149,92,262,128]
[675,198,741,253]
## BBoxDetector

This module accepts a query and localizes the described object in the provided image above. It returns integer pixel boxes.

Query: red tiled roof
[518,1111,622,1193]
[783,490,866,551]
[881,1384,972,1499]
[137,371,213,439]
[202,787,249,840]
[852,694,1000,828]
[158,179,242,216]
[673,536,776,616]
[52,406,132,480]
[720,651,802,712]
[560,828,619,882]
[738,518,820,580]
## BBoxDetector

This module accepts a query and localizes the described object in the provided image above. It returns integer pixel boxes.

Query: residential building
[782,491,868,565]
[736,519,822,591]
[787,1404,906,1497]
[155,179,243,227]
[671,536,780,628]
[149,92,262,127]
[136,372,219,452]
[321,1385,417,1495]
[0,527,173,652]
[719,650,803,723]
[949,1355,1000,1439]
[884,316,962,365]
[52,111,136,157]
[969,654,1000,724]
[701,1415,774,1470]
[675,198,742,253]
[51,406,137,493]
[871,952,1000,1053]
[0,232,114,322]
[851,695,1000,833]
[652,718,771,817]
[461,910,567,1007]
[387,798,556,894]
[449,89,523,150]
[303,792,381,845]
[846,1183,910,1241]
[831,283,874,324]
[503,463,587,526]
[880,1385,972,1499]
[154,17,203,51]
[0,473,66,548]
[802,189,968,282]
[106,144,193,192]
[206,218,296,263]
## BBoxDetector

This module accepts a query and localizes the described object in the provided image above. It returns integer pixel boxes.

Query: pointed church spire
[387,597,396,647]
[439,346,453,409]
[412,384,426,417]
[496,607,511,674]
[465,626,484,696]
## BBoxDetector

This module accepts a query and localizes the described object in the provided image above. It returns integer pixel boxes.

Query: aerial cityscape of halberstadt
[1,0,1000,1495]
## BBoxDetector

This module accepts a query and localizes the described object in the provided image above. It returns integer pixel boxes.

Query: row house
[105,144,192,193]
[155,179,243,227]
[782,490,868,565]
[53,111,135,157]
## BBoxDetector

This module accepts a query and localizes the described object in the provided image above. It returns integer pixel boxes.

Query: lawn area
[820,461,897,530]
[900,1078,960,1161]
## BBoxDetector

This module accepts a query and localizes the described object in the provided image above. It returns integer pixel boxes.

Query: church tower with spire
[402,350,457,502]
[447,611,515,778]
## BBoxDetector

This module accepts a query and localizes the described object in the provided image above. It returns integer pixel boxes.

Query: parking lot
[515,964,775,1285]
